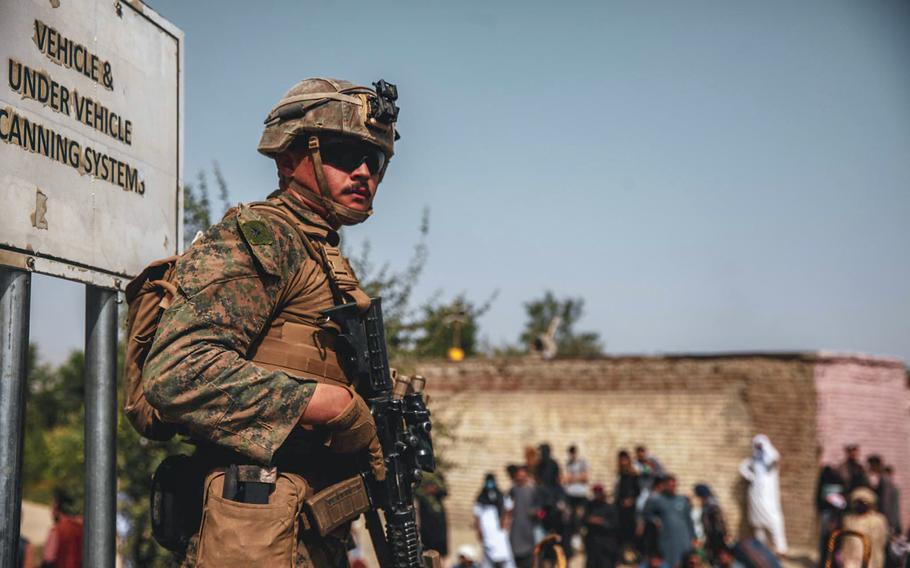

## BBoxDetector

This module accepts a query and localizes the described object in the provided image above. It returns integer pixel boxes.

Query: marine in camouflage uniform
[143,77,400,567]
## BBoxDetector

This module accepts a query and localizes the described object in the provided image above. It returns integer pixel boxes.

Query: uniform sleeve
[143,209,313,464]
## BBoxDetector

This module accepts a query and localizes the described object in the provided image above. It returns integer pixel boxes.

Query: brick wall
[420,355,821,550]
[739,357,819,548]
[814,353,910,531]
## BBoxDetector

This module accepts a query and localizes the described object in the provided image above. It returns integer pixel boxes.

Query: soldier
[142,77,401,567]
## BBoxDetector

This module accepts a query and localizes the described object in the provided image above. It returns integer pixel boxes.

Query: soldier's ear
[275,150,304,178]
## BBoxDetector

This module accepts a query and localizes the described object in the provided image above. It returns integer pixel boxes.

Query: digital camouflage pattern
[143,192,340,465]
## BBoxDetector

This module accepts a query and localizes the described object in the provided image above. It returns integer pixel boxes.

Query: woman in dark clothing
[615,450,640,560]
[815,465,846,565]
[584,484,619,568]
[534,444,568,549]
[535,444,562,489]
[693,484,727,564]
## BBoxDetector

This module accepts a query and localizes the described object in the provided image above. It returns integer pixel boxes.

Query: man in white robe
[739,434,788,555]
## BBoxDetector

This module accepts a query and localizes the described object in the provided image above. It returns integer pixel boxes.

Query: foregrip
[386,509,423,568]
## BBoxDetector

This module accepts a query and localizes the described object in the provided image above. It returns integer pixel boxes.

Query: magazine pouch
[196,468,309,567]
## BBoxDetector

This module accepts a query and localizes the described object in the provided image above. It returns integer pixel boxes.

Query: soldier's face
[278,139,380,214]
[321,156,377,212]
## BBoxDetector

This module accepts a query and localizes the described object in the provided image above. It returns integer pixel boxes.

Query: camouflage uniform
[144,192,363,567]
[143,76,399,568]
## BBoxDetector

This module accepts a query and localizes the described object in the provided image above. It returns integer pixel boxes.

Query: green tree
[183,162,231,247]
[411,293,496,359]
[347,208,430,359]
[519,291,603,357]
[348,209,498,362]
[22,347,87,507]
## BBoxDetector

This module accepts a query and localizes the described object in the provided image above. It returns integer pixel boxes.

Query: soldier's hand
[323,387,386,480]
[366,432,387,481]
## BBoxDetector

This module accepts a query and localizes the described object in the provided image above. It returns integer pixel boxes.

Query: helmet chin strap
[302,135,373,226]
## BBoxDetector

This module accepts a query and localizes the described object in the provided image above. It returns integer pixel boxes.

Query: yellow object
[533,534,567,568]
[447,347,465,362]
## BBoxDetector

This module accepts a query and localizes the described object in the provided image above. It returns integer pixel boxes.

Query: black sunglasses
[319,139,386,174]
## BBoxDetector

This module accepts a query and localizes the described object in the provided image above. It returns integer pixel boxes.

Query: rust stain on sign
[31,189,49,230]
[125,0,145,14]
[49,0,60,8]
[0,251,30,271]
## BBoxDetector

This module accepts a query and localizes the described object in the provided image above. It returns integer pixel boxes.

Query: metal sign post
[84,287,118,567]
[0,268,31,568]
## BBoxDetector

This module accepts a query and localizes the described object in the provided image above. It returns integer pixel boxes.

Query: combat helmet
[258,77,400,226]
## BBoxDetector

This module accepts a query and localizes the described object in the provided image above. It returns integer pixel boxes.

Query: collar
[274,191,340,244]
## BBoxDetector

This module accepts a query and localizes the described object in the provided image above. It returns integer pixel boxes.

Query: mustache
[342,183,372,195]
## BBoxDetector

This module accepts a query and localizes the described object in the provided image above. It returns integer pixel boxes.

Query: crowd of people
[21,440,909,568]
[463,439,907,568]
[817,444,905,568]
[468,442,738,568]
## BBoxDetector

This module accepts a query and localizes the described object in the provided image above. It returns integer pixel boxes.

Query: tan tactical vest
[246,201,371,387]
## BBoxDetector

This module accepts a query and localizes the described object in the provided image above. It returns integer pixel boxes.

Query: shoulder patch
[240,219,273,245]
[235,205,282,277]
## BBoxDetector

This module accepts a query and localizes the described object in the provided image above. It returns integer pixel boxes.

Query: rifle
[323,298,439,568]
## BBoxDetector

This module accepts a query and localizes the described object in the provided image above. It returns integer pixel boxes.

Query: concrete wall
[814,353,910,531]
[421,355,825,550]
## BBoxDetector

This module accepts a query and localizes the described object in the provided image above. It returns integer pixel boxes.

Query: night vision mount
[369,79,399,125]
[369,79,401,141]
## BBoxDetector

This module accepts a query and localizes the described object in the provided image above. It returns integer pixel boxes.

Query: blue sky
[30,0,910,364]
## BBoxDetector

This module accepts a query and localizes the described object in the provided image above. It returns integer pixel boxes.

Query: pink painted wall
[814,353,910,530]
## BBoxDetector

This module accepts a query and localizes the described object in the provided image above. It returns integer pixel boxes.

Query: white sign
[0,0,183,288]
